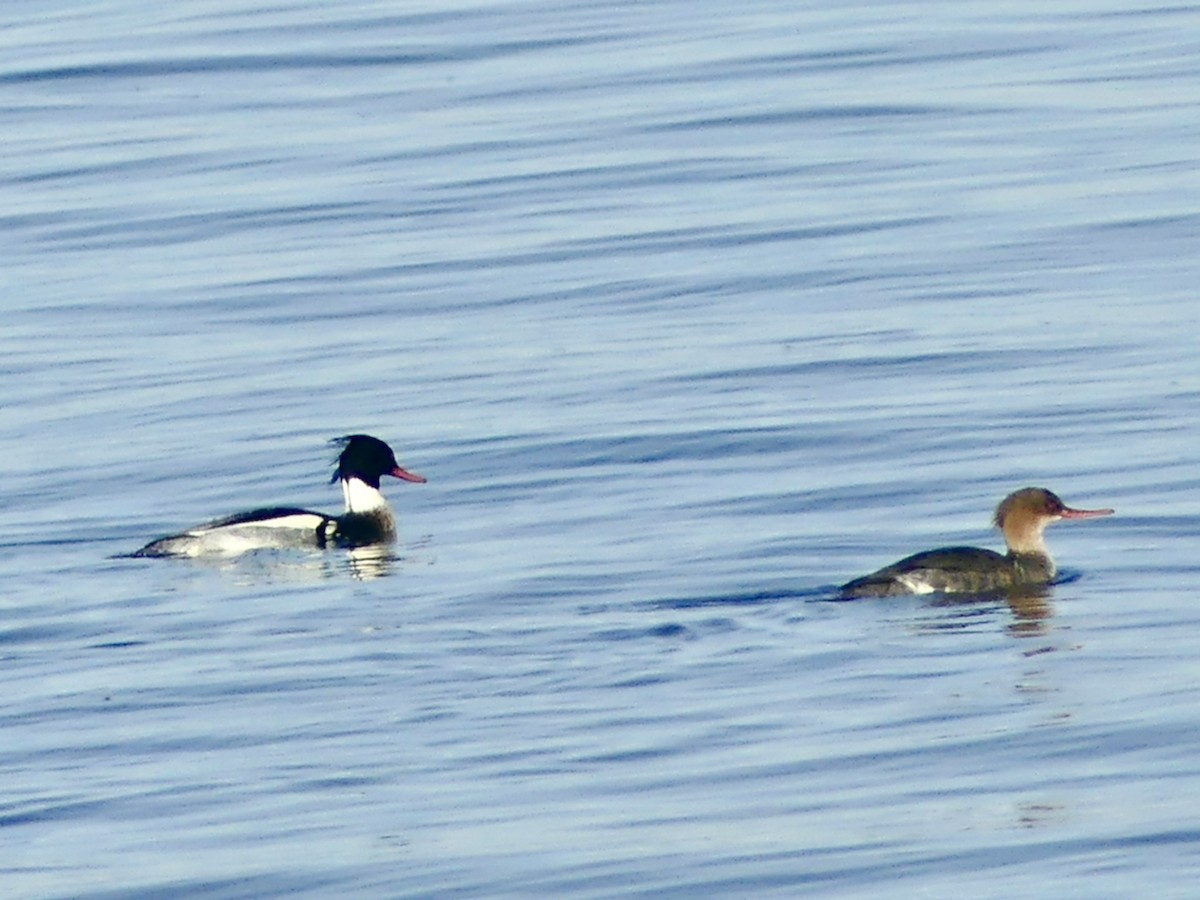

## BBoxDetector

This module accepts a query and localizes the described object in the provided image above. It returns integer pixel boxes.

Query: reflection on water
[127,543,406,582]
[1015,800,1067,830]
[1004,587,1054,639]
[908,584,1055,638]
[343,543,395,580]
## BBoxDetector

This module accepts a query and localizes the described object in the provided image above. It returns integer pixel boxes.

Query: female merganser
[839,487,1113,598]
[132,434,425,558]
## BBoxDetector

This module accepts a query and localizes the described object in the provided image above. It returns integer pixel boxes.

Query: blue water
[5,1,1200,896]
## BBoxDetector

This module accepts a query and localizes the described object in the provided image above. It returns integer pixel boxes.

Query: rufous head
[993,487,1113,555]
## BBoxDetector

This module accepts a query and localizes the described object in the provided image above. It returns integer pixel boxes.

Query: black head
[330,434,426,488]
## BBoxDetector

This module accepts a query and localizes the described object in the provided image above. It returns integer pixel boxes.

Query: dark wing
[194,507,329,530]
[879,546,1009,574]
[840,546,1009,598]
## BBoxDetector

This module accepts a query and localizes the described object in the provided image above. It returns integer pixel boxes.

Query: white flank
[211,513,326,531]
[168,513,328,556]
[896,574,937,595]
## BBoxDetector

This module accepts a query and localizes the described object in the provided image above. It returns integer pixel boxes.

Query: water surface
[3,1,1200,897]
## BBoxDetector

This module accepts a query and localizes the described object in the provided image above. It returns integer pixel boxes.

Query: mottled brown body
[839,488,1112,599]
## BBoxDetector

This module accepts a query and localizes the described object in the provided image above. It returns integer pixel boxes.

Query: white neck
[1004,518,1052,556]
[342,476,388,514]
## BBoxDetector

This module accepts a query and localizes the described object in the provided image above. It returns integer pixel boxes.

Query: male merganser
[132,434,425,558]
[838,487,1113,598]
